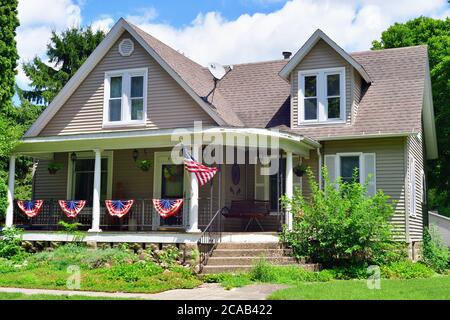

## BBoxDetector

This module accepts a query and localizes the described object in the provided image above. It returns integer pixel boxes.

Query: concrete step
[207,256,297,266]
[212,248,292,258]
[201,263,319,274]
[216,242,282,250]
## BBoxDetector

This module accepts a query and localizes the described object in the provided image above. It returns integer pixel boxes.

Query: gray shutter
[324,155,337,184]
[255,162,269,201]
[362,153,376,196]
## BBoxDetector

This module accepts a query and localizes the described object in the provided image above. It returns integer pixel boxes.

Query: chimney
[282,51,292,59]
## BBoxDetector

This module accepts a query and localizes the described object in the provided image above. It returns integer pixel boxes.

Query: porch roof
[14,126,320,159]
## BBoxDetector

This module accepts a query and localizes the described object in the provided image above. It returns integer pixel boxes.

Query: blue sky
[82,0,289,27]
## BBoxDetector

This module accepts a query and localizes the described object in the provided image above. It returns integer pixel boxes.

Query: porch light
[132,149,139,162]
[70,152,77,162]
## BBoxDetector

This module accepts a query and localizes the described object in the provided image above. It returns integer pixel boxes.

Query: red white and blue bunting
[152,199,184,219]
[58,200,86,219]
[105,200,134,218]
[17,200,44,218]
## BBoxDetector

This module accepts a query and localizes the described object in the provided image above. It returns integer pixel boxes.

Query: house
[5,18,437,263]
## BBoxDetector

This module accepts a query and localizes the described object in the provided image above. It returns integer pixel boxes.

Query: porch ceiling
[14,127,320,158]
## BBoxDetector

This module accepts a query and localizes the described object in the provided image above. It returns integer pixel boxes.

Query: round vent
[119,38,134,57]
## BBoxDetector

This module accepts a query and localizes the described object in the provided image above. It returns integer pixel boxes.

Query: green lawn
[0,267,201,294]
[268,276,450,300]
[0,292,137,300]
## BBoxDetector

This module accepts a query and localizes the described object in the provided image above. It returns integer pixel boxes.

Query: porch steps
[201,242,318,274]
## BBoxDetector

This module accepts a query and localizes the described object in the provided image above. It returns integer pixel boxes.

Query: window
[73,159,108,203]
[103,68,147,126]
[299,67,345,124]
[324,153,376,196]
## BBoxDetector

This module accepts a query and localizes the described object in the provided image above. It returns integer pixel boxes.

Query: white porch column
[89,149,102,232]
[5,156,16,228]
[285,151,294,231]
[186,145,201,233]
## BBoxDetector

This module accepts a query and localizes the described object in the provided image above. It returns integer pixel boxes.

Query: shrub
[381,261,434,279]
[0,226,24,259]
[281,168,401,267]
[422,225,450,273]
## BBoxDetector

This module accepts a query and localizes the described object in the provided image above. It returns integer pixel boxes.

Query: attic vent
[119,38,134,57]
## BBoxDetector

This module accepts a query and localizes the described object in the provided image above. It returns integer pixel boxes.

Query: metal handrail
[197,206,226,272]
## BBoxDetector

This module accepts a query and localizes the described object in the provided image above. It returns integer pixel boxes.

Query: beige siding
[352,71,363,124]
[40,32,215,136]
[301,149,319,198]
[291,39,361,128]
[322,138,407,240]
[407,134,425,242]
[33,153,68,200]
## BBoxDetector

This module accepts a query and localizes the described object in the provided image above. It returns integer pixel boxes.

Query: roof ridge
[350,44,427,55]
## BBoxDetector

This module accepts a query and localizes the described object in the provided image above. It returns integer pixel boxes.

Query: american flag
[183,147,218,187]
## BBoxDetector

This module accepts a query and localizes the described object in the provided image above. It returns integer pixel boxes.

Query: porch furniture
[222,200,270,231]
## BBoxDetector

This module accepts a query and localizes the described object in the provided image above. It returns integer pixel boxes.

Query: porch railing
[13,199,189,232]
[197,206,226,272]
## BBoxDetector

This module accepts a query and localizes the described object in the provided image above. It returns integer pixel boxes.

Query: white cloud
[126,0,450,66]
[91,16,115,33]
[16,0,83,88]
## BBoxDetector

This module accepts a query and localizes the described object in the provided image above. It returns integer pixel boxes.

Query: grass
[0,266,201,294]
[268,276,450,300]
[0,292,138,300]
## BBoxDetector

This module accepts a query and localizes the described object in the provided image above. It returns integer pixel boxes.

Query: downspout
[317,147,323,190]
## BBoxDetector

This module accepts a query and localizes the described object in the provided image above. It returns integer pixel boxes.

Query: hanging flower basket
[48,162,63,175]
[293,163,308,177]
[137,160,152,172]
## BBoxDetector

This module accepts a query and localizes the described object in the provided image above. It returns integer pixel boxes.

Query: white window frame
[66,151,114,200]
[103,67,148,127]
[298,67,346,125]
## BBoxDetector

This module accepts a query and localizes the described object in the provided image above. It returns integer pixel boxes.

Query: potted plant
[293,163,308,177]
[48,162,63,175]
[137,159,152,172]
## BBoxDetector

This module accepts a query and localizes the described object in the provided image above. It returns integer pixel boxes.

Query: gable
[39,31,216,136]
[291,39,354,126]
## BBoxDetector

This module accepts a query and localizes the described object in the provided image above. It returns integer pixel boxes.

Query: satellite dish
[208,62,227,80]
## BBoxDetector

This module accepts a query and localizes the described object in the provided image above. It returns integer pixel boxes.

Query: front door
[153,152,187,229]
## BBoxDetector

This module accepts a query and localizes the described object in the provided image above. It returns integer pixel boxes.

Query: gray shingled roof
[131,22,427,141]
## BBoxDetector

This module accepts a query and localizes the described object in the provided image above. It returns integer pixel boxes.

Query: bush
[381,261,434,279]
[249,259,333,284]
[0,226,24,259]
[281,168,402,267]
[422,225,450,273]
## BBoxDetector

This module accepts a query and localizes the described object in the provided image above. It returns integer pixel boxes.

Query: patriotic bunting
[183,147,218,187]
[58,200,86,219]
[105,200,134,218]
[153,199,184,219]
[17,200,44,218]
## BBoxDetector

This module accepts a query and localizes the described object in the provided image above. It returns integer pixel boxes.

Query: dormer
[279,30,371,128]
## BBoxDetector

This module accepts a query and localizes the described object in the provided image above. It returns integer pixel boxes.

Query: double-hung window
[103,68,147,126]
[299,67,345,124]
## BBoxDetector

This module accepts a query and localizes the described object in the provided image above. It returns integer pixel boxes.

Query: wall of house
[321,137,408,241]
[33,153,69,200]
[290,39,358,128]
[39,31,215,136]
[406,133,425,242]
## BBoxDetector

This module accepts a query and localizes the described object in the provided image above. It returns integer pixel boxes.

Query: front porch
[6,127,320,241]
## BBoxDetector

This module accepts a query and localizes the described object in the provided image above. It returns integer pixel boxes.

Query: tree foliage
[0,0,19,115]
[372,16,450,216]
[22,27,105,105]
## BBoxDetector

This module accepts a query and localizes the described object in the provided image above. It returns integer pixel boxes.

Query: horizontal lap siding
[33,153,68,200]
[323,138,407,241]
[302,150,319,198]
[40,32,214,136]
[291,39,354,127]
[407,134,424,242]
